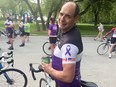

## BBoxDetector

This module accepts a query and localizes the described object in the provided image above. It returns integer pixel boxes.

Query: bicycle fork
[0,64,13,85]
[4,72,14,85]
[45,73,52,87]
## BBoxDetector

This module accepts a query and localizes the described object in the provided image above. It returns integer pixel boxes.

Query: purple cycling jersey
[52,26,83,87]
[4,19,14,30]
[49,24,58,36]
[19,21,24,32]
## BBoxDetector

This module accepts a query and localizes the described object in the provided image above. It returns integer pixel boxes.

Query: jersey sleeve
[61,44,79,64]
[48,25,52,30]
[112,28,116,31]
[9,20,13,25]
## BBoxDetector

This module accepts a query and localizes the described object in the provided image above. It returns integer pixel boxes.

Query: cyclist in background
[24,19,30,42]
[19,17,26,47]
[94,22,104,41]
[4,13,14,50]
[104,27,116,58]
[48,17,58,56]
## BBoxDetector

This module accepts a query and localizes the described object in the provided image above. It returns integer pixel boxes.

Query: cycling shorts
[111,37,116,44]
[49,37,57,44]
[20,31,26,36]
[7,29,14,38]
[25,32,30,36]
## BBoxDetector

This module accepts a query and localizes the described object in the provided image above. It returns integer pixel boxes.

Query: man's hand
[41,62,52,74]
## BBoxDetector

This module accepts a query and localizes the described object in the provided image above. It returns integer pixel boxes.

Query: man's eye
[60,13,63,16]
[65,15,71,19]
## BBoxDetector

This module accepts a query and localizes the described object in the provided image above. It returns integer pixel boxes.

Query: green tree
[79,0,116,25]
[45,0,63,28]
[23,0,46,31]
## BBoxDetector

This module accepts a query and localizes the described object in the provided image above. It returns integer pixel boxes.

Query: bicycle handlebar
[0,51,13,60]
[0,51,14,70]
[29,63,44,80]
[7,59,14,65]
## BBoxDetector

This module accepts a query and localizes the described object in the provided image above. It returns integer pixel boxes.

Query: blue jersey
[52,26,83,87]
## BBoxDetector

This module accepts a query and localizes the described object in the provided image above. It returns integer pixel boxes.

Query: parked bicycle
[0,51,28,87]
[29,57,98,87]
[97,38,116,55]
[0,29,20,38]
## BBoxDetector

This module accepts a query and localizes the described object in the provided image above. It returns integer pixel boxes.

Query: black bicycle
[29,59,98,87]
[0,29,20,38]
[0,51,28,87]
[97,38,116,55]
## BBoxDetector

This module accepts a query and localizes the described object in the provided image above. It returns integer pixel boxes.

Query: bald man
[42,1,83,87]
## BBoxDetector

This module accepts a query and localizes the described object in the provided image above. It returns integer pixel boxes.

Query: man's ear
[74,15,79,23]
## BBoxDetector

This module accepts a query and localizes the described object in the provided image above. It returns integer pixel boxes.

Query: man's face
[5,14,10,19]
[58,3,78,32]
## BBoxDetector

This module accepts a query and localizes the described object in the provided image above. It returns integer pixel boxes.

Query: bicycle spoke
[0,68,27,87]
[97,43,109,55]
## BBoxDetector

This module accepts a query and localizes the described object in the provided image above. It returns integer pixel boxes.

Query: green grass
[77,24,113,36]
[0,20,115,36]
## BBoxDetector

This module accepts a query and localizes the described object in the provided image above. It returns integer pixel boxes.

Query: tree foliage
[79,0,116,25]
[0,0,116,30]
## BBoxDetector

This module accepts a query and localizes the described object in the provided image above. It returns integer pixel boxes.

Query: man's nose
[60,16,65,22]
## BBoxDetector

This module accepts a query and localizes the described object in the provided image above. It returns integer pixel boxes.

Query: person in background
[19,18,26,47]
[94,22,104,41]
[103,27,116,58]
[48,17,58,56]
[4,13,14,50]
[42,1,83,87]
[24,20,30,42]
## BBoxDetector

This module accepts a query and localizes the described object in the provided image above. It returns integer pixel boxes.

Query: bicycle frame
[97,37,116,55]
[44,72,55,87]
[0,51,28,87]
[29,63,98,87]
[29,63,56,87]
[0,51,14,84]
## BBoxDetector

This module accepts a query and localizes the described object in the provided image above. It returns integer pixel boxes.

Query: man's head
[5,13,11,19]
[50,17,55,24]
[58,1,80,33]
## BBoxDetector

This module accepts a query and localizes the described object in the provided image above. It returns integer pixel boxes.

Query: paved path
[0,35,116,87]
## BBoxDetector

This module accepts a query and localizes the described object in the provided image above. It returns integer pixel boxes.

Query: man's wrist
[47,66,54,77]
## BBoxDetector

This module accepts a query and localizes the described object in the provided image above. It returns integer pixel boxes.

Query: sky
[30,0,37,3]
[30,0,44,3]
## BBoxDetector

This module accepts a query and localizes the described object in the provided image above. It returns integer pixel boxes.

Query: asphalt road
[0,35,116,87]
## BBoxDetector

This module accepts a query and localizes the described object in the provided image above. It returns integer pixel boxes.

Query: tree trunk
[94,11,99,26]
[37,0,46,31]
[46,10,53,29]
[24,0,40,31]
[35,19,40,31]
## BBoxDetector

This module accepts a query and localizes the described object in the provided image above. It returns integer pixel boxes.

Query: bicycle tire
[39,78,58,87]
[39,78,48,87]
[42,42,51,56]
[81,80,98,87]
[97,43,109,55]
[0,68,28,87]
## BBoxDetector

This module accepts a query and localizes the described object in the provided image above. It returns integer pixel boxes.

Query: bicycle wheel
[39,78,58,87]
[0,68,28,87]
[42,42,51,56]
[97,43,109,55]
[81,80,98,87]
[39,78,48,87]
